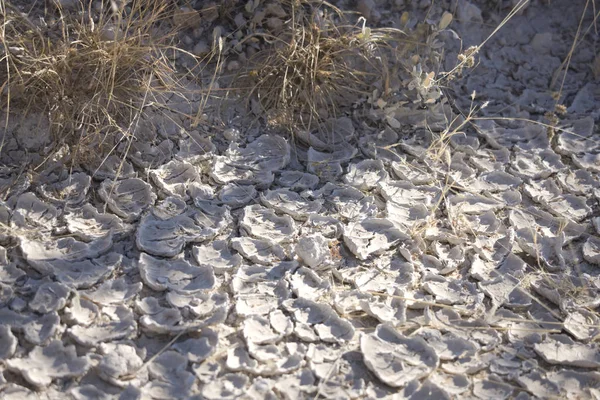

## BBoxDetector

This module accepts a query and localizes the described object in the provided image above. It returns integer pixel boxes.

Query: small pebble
[227,60,241,72]
[223,128,240,141]
[193,40,210,57]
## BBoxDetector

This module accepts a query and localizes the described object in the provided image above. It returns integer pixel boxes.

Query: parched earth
[1,0,600,399]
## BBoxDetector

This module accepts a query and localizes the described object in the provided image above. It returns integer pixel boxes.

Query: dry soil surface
[1,0,600,399]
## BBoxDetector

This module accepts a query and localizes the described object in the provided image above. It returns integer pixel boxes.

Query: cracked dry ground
[1,0,600,399]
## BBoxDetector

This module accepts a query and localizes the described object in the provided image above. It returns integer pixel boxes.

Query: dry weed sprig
[0,0,186,164]
[438,0,530,82]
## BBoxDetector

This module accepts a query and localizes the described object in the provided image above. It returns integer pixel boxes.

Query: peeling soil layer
[1,0,600,399]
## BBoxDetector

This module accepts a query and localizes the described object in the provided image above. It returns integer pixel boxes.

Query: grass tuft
[0,0,184,163]
[233,0,406,138]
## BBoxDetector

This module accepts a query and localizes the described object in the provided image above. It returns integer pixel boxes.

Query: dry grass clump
[236,0,405,135]
[0,0,183,161]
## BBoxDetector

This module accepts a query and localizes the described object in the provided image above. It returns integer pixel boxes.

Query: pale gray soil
[0,0,600,399]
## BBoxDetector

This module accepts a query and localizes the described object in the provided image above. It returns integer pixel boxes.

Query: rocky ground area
[0,0,600,399]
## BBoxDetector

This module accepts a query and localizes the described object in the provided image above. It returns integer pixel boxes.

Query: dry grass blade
[0,0,185,165]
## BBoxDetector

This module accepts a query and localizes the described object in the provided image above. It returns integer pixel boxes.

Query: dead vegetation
[0,0,184,163]
[232,0,408,137]
[0,0,434,160]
